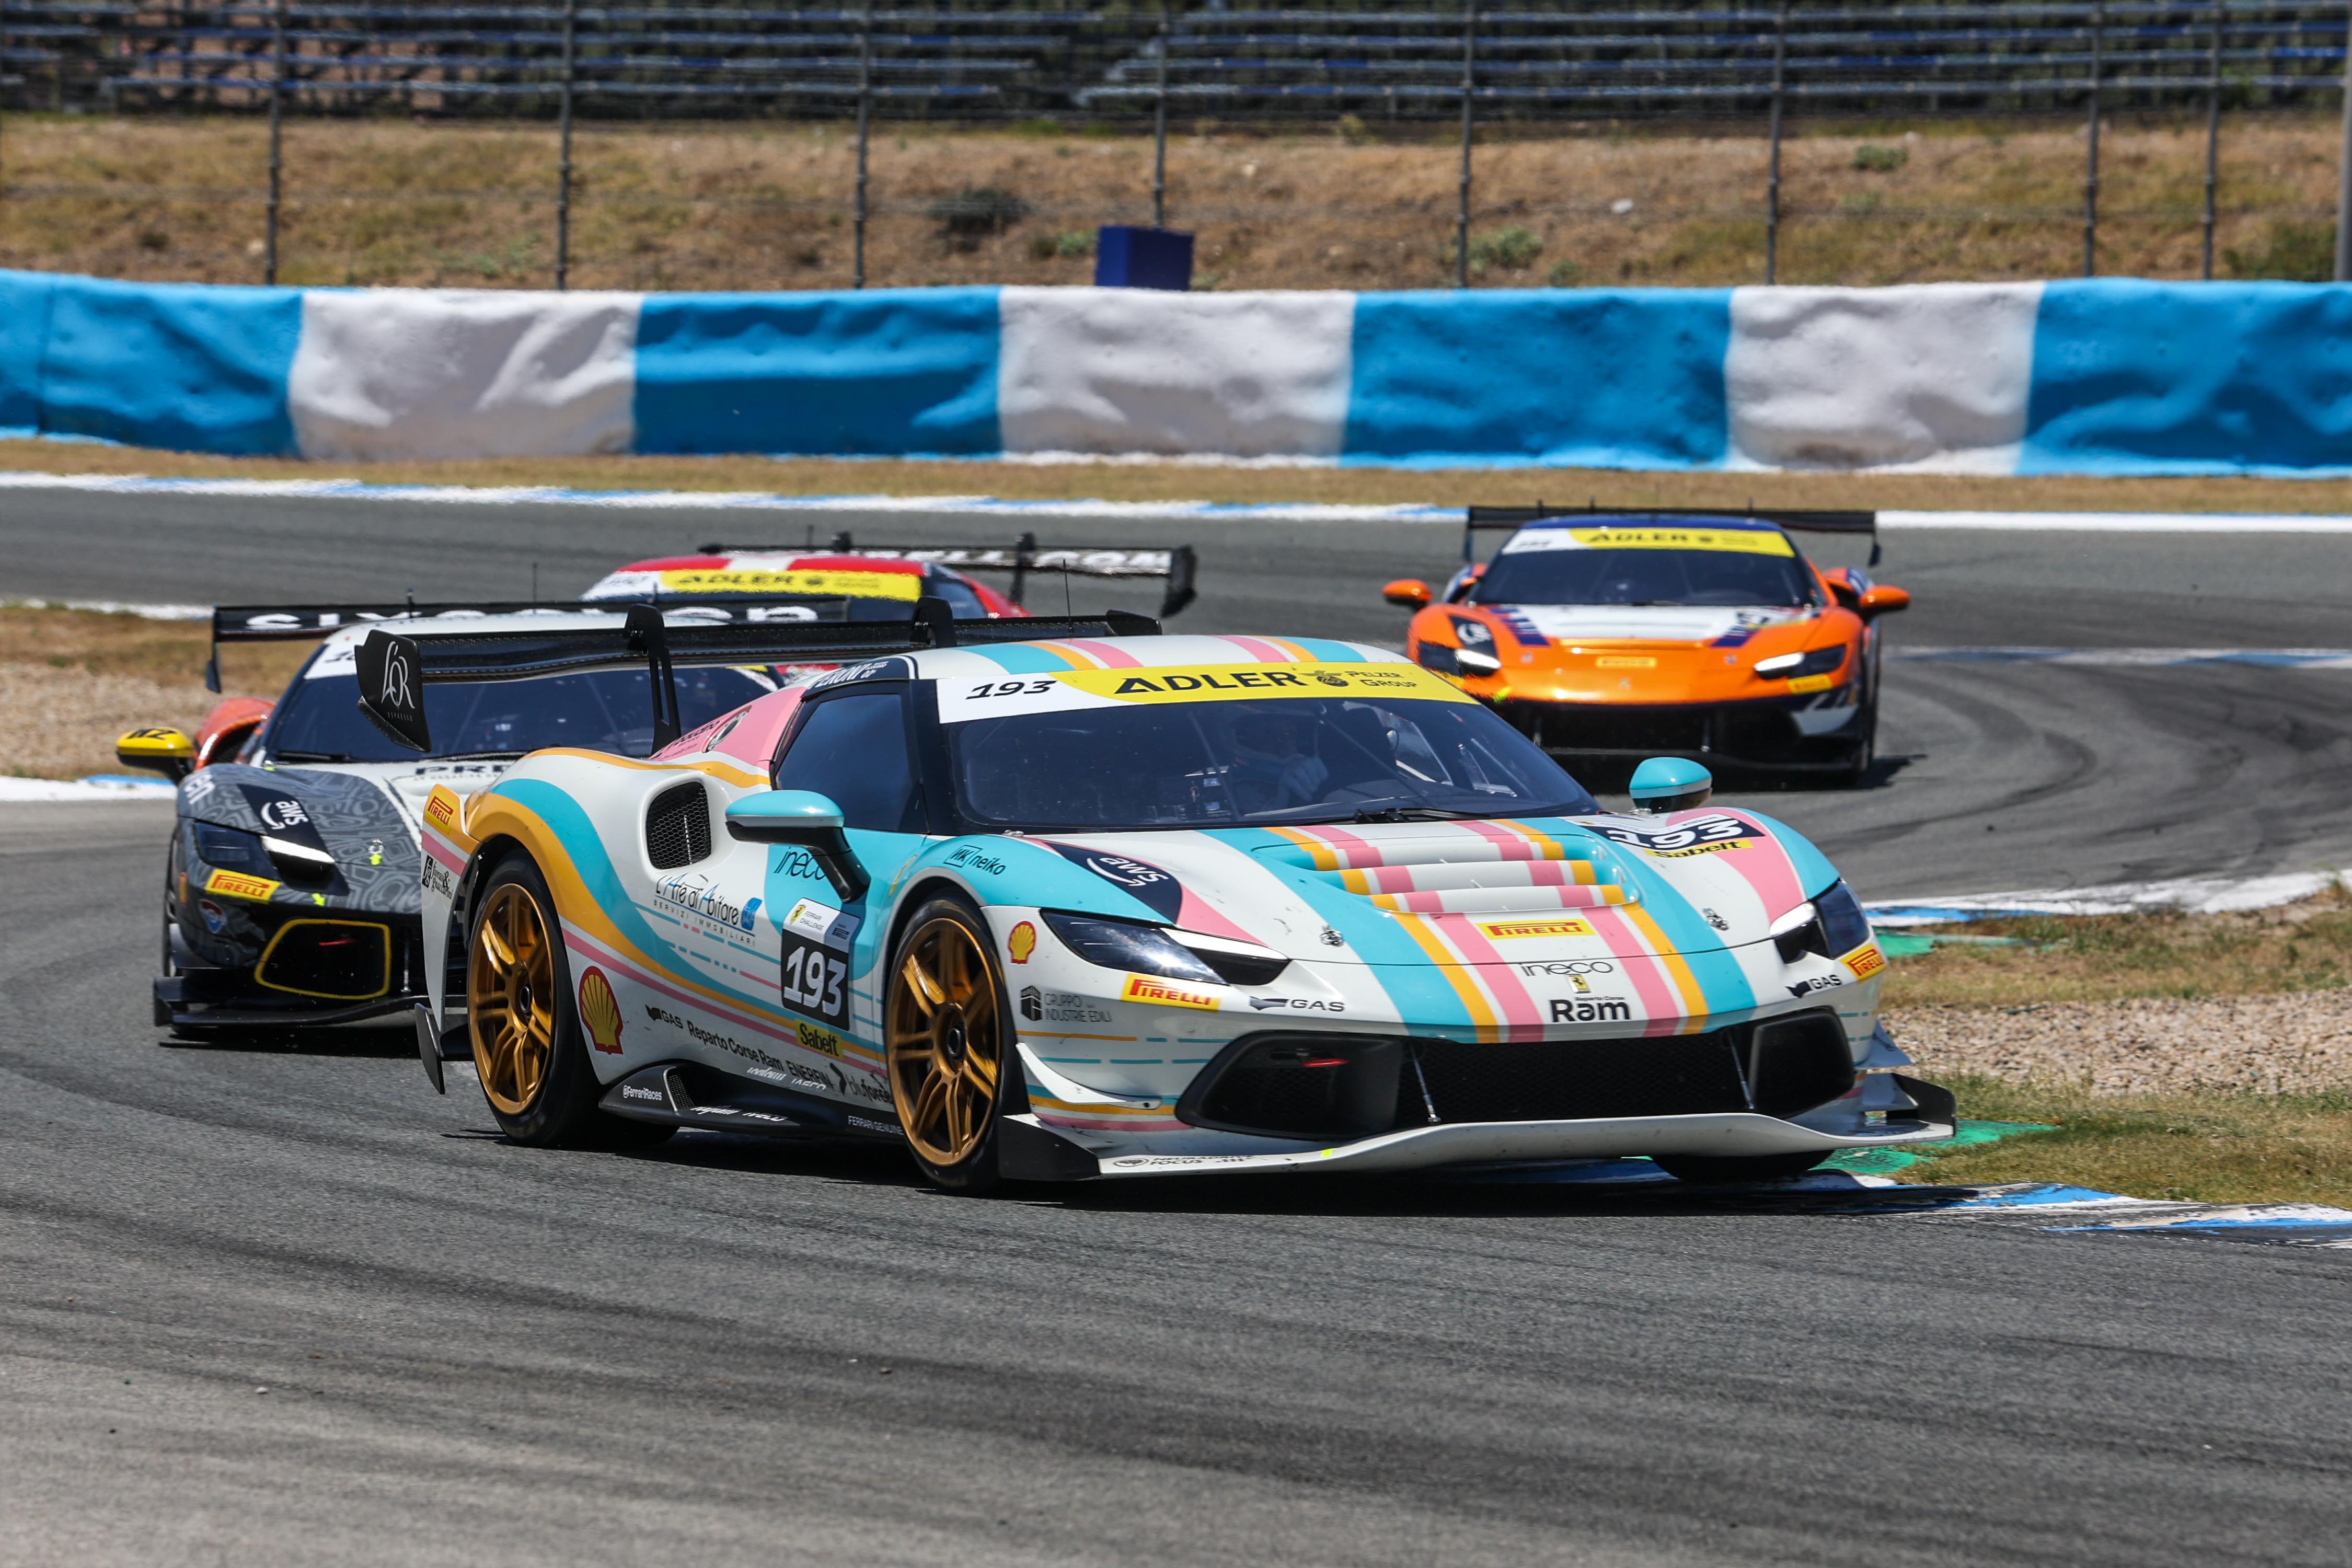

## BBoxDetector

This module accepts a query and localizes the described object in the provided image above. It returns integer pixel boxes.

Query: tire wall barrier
[5,268,2352,475]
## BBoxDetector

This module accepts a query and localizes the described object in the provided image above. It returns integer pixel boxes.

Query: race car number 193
[779,932,848,1028]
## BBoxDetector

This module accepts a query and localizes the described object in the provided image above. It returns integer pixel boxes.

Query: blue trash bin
[1094,226,1195,291]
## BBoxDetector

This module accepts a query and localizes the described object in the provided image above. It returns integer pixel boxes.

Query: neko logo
[256,797,309,832]
[1019,985,1043,1022]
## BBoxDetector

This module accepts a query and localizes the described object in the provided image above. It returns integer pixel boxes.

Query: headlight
[1754,645,1847,681]
[1042,912,1289,986]
[193,822,268,874]
[1773,881,1873,962]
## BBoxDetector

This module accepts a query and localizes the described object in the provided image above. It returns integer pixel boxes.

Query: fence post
[555,0,576,290]
[265,0,286,285]
[2338,0,2352,280]
[1765,0,1787,285]
[2202,0,2221,281]
[1151,0,1169,229]
[1455,0,1475,289]
[2082,0,2102,278]
[852,0,872,289]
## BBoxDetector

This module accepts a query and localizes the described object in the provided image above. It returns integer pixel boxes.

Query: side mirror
[116,727,195,781]
[1629,757,1713,816]
[1858,584,1909,617]
[725,789,868,902]
[1382,579,1434,610]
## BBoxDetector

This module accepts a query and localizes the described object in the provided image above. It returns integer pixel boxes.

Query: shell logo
[1007,920,1036,964]
[579,966,624,1054]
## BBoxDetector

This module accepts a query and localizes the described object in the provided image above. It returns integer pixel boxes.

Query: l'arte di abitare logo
[579,967,624,1054]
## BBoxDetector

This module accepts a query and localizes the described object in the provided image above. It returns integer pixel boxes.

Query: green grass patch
[1885,1074,2352,1205]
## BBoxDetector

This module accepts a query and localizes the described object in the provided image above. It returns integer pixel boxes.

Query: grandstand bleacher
[0,2,2344,122]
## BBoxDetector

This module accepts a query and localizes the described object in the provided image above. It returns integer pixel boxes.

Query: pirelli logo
[1473,917,1597,941]
[423,786,463,833]
[204,868,280,902]
[1121,974,1223,1011]
[1841,942,1888,981]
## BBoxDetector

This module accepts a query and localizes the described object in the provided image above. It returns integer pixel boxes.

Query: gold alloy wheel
[470,881,558,1116]
[887,914,1004,1169]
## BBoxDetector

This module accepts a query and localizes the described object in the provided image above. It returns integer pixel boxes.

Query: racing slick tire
[885,893,1015,1195]
[467,854,673,1151]
[1650,1151,1828,1185]
[1838,703,1878,787]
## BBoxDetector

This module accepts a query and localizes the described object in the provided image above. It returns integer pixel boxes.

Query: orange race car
[1383,507,1909,782]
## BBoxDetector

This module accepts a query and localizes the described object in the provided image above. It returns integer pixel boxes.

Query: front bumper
[1493,692,1865,771]
[163,905,427,1030]
[1016,1087,1953,1180]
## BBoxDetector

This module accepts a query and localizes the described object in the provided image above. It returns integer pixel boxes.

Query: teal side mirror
[1629,757,1713,816]
[725,790,867,901]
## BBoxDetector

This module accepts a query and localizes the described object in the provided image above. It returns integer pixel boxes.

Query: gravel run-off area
[1891,996,2352,1096]
[1,664,212,779]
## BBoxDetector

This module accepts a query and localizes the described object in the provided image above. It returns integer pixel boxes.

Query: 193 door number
[967,679,1057,699]
[780,932,848,1027]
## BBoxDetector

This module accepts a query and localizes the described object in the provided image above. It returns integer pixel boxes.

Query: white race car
[366,602,1949,1191]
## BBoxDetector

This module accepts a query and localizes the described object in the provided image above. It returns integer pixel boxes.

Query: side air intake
[644,780,711,870]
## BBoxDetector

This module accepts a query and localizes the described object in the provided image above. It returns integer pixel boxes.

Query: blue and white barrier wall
[6,268,2352,474]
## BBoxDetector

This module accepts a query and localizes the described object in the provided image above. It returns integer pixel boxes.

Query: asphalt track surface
[6,802,2352,1567]
[8,487,2352,1564]
[11,482,2352,899]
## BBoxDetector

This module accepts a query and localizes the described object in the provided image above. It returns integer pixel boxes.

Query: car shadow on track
[158,1021,415,1058]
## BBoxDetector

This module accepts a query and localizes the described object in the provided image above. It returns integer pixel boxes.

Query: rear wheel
[468,855,670,1150]
[1651,1151,1828,1185]
[885,896,1011,1194]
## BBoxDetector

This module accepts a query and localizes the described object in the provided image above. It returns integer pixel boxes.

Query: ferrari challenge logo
[204,868,279,902]
[1473,917,1597,941]
[1841,942,1888,981]
[578,967,625,1054]
[1121,974,1222,1011]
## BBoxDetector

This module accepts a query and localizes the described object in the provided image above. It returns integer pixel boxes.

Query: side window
[771,690,921,834]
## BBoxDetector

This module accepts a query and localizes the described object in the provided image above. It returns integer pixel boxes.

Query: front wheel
[468,855,669,1150]
[1651,1151,1828,1185]
[885,896,1011,1194]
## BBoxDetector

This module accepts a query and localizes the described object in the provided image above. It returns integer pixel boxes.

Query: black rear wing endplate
[693,529,1198,619]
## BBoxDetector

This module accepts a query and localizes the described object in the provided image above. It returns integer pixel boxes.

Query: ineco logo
[1120,974,1221,1011]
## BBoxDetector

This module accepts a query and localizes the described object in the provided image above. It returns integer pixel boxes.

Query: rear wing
[1463,505,1880,566]
[204,595,850,691]
[692,530,1199,619]
[354,599,1161,753]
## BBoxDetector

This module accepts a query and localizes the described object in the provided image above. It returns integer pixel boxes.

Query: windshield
[949,696,1595,831]
[266,666,776,763]
[1473,528,1816,608]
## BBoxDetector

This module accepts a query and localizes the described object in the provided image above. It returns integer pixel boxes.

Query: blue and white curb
[1898,647,2352,668]
[1867,871,2342,925]
[13,270,2352,472]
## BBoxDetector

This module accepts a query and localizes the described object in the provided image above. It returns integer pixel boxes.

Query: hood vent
[1255,826,1634,919]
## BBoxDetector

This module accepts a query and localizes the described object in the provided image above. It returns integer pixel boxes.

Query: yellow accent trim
[1394,913,1501,1042]
[528,750,768,789]
[657,567,922,601]
[1266,825,1339,871]
[253,919,392,1000]
[1620,902,1709,1033]
[421,785,477,851]
[1549,526,1794,557]
[1265,637,1319,663]
[1054,661,1472,707]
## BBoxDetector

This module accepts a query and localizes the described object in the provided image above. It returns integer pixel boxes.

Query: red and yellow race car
[1383,508,1908,782]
